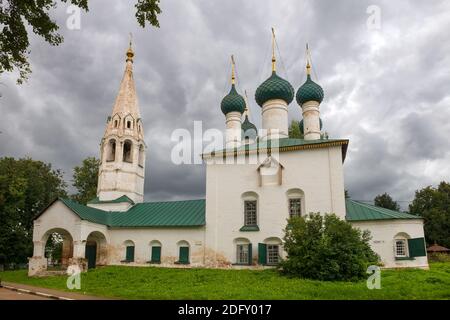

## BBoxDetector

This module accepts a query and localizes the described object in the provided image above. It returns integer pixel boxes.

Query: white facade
[28,43,429,276]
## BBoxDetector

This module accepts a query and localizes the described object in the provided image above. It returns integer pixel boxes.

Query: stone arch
[85,231,108,268]
[105,138,116,162]
[41,228,74,269]
[286,188,305,217]
[123,140,133,163]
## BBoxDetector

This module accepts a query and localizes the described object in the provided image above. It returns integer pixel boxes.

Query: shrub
[280,213,379,281]
[428,253,450,263]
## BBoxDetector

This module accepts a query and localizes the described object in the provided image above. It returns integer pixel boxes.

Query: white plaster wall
[87,202,133,212]
[261,99,289,139]
[204,145,346,265]
[107,227,206,267]
[351,219,429,269]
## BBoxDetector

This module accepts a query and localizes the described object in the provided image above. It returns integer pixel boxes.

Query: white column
[261,99,288,140]
[225,111,242,148]
[302,100,321,140]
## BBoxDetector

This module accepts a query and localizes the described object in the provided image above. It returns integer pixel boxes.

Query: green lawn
[1,263,450,300]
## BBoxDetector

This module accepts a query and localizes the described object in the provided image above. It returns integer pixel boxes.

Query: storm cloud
[0,0,449,207]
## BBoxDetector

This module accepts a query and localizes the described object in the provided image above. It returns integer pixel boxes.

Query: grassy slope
[1,263,450,300]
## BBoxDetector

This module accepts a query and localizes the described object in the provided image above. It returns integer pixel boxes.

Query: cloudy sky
[1,0,449,208]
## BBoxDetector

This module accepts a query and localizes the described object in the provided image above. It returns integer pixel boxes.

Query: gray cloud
[0,0,449,206]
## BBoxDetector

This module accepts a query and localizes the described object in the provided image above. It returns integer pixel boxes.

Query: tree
[72,157,100,205]
[280,213,379,281]
[288,120,303,139]
[345,190,350,199]
[409,181,450,247]
[0,157,67,264]
[0,0,161,84]
[374,192,400,211]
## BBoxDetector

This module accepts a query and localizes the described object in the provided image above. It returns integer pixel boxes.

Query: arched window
[286,188,305,218]
[149,240,162,264]
[122,240,135,262]
[241,192,258,230]
[114,120,118,128]
[176,241,190,264]
[138,144,145,167]
[106,139,116,162]
[123,140,133,163]
[259,237,282,266]
[127,120,131,129]
[234,238,252,265]
[394,233,410,258]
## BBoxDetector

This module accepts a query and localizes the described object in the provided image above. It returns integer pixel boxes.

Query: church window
[127,121,131,129]
[289,198,301,217]
[123,140,133,163]
[395,239,407,257]
[236,244,251,264]
[106,139,116,162]
[244,200,257,226]
[114,120,118,128]
[266,245,280,265]
[122,240,135,263]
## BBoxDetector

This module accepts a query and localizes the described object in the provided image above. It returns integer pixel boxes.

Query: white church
[28,38,429,276]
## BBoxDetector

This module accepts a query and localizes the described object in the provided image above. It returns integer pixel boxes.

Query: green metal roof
[255,71,294,107]
[60,198,111,225]
[203,138,349,160]
[87,195,135,205]
[58,198,206,228]
[345,199,421,222]
[109,199,206,227]
[221,84,245,115]
[296,74,324,105]
[241,115,258,140]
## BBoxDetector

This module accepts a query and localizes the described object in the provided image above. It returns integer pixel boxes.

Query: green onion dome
[299,118,323,135]
[241,115,258,140]
[221,84,246,115]
[255,71,294,107]
[296,74,324,105]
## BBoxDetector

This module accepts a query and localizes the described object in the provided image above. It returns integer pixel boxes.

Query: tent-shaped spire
[110,40,141,119]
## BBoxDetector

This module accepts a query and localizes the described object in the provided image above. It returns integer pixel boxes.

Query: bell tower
[96,40,146,203]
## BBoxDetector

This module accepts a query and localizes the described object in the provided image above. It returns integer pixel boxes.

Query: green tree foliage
[345,190,350,199]
[409,181,450,247]
[72,157,100,204]
[0,157,67,264]
[374,192,400,211]
[0,0,161,84]
[280,213,379,281]
[288,120,303,139]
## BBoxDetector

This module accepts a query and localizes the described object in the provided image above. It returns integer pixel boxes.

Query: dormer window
[114,120,118,128]
[127,121,131,129]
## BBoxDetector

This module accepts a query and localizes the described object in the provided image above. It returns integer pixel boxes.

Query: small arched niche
[105,139,116,162]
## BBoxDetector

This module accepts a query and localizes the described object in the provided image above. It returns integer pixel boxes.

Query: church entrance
[85,242,97,269]
[85,231,108,269]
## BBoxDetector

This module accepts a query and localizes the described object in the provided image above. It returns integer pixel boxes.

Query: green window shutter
[126,246,135,262]
[151,246,161,263]
[248,243,253,266]
[408,237,427,257]
[258,243,267,265]
[179,246,190,264]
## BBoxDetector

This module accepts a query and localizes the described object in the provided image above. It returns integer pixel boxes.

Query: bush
[280,213,379,281]
[428,253,450,263]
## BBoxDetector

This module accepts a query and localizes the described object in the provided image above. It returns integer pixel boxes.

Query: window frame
[236,244,249,265]
[244,200,257,226]
[266,244,280,265]
[394,238,408,258]
[288,198,302,218]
